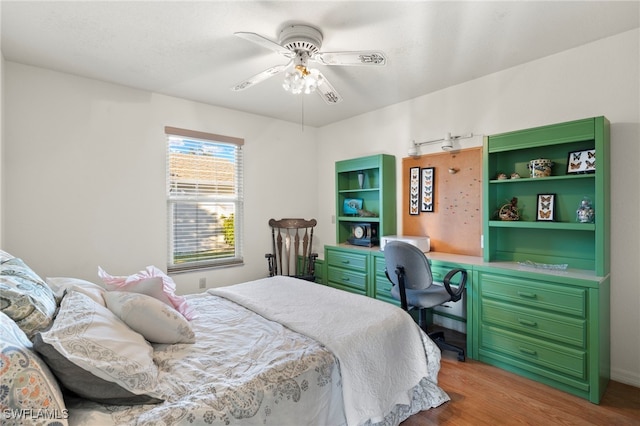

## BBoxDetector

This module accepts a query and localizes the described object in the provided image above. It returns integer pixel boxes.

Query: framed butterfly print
[421,167,435,212]
[536,193,556,221]
[409,167,420,215]
[567,149,595,174]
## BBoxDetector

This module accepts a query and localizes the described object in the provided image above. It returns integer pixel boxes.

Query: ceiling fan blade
[314,51,387,66]
[316,73,343,104]
[231,63,290,91]
[234,32,293,57]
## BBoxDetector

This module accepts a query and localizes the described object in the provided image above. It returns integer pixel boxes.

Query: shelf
[335,154,396,245]
[338,188,380,193]
[483,116,609,276]
[338,216,380,222]
[489,174,594,184]
[488,220,595,231]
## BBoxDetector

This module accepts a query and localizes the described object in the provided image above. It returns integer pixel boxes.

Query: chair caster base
[429,331,466,362]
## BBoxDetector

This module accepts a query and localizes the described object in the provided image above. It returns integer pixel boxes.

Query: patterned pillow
[0,249,15,263]
[0,311,69,426]
[104,291,195,344]
[33,290,163,405]
[0,258,57,339]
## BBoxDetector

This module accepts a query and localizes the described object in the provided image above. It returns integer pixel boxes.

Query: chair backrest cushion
[383,241,434,290]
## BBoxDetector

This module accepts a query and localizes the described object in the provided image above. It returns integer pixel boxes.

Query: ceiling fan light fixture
[283,66,322,95]
[233,24,383,104]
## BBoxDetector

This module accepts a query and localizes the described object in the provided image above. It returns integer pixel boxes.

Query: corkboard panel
[402,147,482,256]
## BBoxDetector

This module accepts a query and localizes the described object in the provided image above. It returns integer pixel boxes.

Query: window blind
[165,127,244,272]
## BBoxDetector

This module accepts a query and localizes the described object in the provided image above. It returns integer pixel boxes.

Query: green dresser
[325,245,369,296]
[471,266,609,403]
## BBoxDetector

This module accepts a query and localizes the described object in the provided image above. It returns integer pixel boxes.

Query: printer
[379,235,430,252]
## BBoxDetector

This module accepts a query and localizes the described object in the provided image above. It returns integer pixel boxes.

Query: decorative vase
[527,158,554,178]
[357,171,365,189]
[576,197,595,223]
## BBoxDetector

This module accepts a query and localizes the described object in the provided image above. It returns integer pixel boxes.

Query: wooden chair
[266,218,318,281]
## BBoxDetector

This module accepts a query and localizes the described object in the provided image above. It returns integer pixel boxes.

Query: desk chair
[266,218,318,281]
[383,240,467,361]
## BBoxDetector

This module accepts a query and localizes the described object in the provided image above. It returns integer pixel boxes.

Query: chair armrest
[265,253,276,277]
[443,268,467,302]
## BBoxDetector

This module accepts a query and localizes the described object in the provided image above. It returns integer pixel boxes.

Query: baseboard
[611,367,640,388]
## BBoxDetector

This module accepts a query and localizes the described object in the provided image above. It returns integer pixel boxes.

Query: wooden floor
[401,329,640,426]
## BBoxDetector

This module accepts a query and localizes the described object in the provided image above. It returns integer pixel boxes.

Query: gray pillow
[33,290,163,405]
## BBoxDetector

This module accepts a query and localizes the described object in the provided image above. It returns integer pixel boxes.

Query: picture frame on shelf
[536,193,556,221]
[421,167,435,212]
[567,149,595,174]
[409,167,420,215]
[343,198,363,216]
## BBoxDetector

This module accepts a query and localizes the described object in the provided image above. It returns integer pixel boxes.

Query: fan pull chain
[301,94,305,132]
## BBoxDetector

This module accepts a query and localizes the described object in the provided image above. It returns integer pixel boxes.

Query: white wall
[316,29,640,387]
[3,63,318,294]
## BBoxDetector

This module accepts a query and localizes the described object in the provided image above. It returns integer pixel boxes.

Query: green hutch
[473,116,610,403]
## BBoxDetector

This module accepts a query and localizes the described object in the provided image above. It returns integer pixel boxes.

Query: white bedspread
[209,276,449,426]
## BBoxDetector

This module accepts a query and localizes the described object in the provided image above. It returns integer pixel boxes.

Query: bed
[0,251,450,426]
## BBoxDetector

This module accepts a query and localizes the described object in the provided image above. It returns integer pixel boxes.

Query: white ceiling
[2,1,638,127]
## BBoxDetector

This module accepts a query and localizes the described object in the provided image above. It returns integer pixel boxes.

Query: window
[165,126,244,272]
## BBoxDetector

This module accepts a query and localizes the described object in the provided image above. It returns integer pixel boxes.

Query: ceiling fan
[231,24,387,104]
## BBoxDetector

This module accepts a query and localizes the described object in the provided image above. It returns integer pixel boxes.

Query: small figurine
[498,197,520,221]
[497,173,508,180]
[510,172,521,179]
[357,208,377,218]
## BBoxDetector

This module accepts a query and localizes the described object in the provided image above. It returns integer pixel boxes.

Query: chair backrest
[383,240,434,290]
[267,218,317,279]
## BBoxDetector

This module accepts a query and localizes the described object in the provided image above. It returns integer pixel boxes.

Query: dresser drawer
[374,272,393,296]
[481,325,587,381]
[327,249,368,272]
[482,299,586,348]
[479,273,586,317]
[327,266,367,291]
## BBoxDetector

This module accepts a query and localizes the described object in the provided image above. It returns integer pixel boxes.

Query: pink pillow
[98,266,195,320]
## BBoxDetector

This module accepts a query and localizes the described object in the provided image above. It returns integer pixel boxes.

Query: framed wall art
[421,167,435,212]
[409,167,420,215]
[536,193,556,221]
[567,149,595,174]
[343,198,363,216]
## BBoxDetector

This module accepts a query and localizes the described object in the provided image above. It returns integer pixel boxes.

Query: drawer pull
[517,291,537,299]
[341,260,350,264]
[342,277,350,282]
[519,347,537,356]
[518,318,538,327]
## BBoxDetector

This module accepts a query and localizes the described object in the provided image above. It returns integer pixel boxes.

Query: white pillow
[104,291,195,344]
[98,266,195,320]
[33,290,163,405]
[46,276,106,306]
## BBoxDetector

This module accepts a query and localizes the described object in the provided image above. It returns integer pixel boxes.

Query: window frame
[165,126,244,273]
